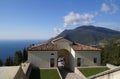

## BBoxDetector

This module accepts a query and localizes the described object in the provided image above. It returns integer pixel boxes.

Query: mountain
[56,25,120,45]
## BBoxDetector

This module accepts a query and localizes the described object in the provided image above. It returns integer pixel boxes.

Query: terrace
[78,67,109,77]
[29,68,61,79]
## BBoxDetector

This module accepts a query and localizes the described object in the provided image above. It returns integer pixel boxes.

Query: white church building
[28,37,101,71]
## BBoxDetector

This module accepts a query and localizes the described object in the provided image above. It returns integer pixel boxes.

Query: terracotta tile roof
[28,37,101,51]
[71,43,101,51]
[28,42,58,51]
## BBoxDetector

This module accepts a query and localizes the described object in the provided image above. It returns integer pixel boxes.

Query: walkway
[58,67,84,79]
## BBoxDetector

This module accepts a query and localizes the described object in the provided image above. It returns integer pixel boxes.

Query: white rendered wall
[69,48,75,72]
[28,51,57,68]
[54,38,72,52]
[75,51,101,66]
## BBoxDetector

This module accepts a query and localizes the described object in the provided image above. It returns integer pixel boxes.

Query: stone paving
[65,72,84,79]
[58,67,84,79]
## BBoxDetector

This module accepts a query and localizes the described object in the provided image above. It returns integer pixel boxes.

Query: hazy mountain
[56,25,120,45]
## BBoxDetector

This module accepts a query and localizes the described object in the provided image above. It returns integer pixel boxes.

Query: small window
[51,53,54,55]
[77,58,81,66]
[50,58,55,67]
[94,57,97,63]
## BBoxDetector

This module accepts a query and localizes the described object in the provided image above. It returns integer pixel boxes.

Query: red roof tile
[28,37,100,51]
[71,43,101,51]
[28,42,58,51]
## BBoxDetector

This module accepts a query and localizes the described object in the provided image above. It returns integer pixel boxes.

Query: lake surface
[0,40,46,62]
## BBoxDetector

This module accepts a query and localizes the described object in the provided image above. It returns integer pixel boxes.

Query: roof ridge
[51,37,64,43]
[71,43,101,51]
[76,43,100,48]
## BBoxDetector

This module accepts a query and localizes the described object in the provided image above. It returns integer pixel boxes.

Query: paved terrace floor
[58,66,84,79]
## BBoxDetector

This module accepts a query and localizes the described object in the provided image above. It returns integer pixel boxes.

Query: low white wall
[21,62,32,79]
[106,64,118,69]
[88,66,120,79]
[56,68,62,79]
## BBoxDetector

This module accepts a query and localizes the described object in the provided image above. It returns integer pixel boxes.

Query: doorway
[50,58,55,67]
[77,58,81,66]
[57,49,69,69]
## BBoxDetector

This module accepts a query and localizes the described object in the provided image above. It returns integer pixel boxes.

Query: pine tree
[5,56,13,66]
[0,59,3,66]
[14,50,23,65]
[23,48,28,62]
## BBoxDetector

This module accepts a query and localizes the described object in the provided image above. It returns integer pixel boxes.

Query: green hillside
[57,25,120,45]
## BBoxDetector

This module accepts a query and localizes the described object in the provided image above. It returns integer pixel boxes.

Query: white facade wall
[75,51,101,66]
[28,50,101,68]
[54,38,72,52]
[69,48,75,71]
[28,51,57,68]
[28,38,101,69]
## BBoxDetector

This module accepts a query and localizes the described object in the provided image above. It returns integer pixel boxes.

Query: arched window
[51,53,54,55]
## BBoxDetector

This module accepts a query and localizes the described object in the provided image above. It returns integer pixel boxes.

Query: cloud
[101,3,119,14]
[81,13,95,20]
[81,20,95,25]
[53,28,64,35]
[63,12,80,27]
[101,3,110,13]
[63,12,95,27]
[111,4,119,14]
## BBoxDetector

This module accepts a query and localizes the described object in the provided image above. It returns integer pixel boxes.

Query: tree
[5,56,14,66]
[0,59,3,66]
[14,50,23,65]
[23,48,28,62]
[101,42,120,66]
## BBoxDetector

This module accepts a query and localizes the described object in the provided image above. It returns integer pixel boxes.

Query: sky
[0,0,120,40]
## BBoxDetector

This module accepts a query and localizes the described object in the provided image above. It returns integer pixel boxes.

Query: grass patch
[40,69,61,79]
[29,68,61,79]
[79,67,109,77]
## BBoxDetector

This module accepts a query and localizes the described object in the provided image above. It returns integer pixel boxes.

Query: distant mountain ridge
[56,25,120,45]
